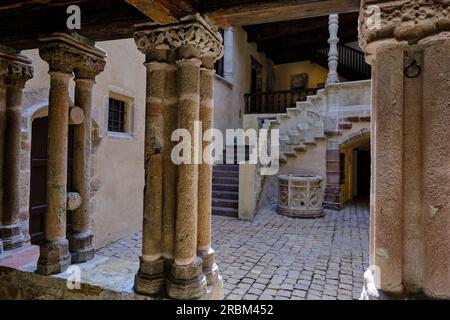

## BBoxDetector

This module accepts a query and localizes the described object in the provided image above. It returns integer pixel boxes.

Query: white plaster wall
[213,27,275,134]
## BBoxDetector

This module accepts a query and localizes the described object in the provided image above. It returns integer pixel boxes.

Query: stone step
[212,190,239,200]
[212,206,239,218]
[212,176,239,185]
[338,122,352,130]
[212,170,239,178]
[212,183,239,192]
[212,198,239,209]
[213,164,239,172]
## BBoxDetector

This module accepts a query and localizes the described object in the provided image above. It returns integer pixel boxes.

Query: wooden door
[29,117,73,245]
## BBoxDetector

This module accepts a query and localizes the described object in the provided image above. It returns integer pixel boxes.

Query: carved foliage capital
[39,43,106,78]
[0,58,33,87]
[134,20,224,63]
[359,0,450,51]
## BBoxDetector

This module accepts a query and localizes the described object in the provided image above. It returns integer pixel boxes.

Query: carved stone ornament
[134,15,224,62]
[359,0,450,51]
[39,33,106,77]
[0,53,33,86]
[39,43,106,77]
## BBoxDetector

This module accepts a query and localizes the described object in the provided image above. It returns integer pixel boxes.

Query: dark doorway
[29,117,74,245]
[355,148,371,197]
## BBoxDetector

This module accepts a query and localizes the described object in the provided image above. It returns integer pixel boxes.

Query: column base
[166,256,207,300]
[199,248,224,300]
[134,257,165,296]
[68,231,95,263]
[0,223,25,251]
[36,239,71,275]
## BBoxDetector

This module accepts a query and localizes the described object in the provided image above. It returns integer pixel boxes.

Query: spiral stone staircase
[262,80,371,165]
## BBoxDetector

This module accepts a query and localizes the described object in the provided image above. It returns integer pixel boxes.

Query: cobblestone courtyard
[96,200,369,300]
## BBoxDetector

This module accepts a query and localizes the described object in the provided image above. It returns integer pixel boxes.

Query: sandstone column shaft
[45,71,71,241]
[142,61,166,262]
[69,76,96,263]
[370,46,404,294]
[175,58,201,266]
[422,39,450,298]
[36,68,72,275]
[197,66,214,252]
[0,76,5,253]
[162,64,177,260]
[72,78,93,233]
[1,80,26,249]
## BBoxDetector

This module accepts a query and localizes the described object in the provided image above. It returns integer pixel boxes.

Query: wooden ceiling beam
[0,0,149,50]
[255,24,358,53]
[201,0,360,27]
[244,11,358,43]
[123,0,197,25]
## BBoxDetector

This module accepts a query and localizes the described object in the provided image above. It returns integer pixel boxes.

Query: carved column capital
[134,14,224,63]
[39,33,107,77]
[359,0,450,56]
[0,50,33,87]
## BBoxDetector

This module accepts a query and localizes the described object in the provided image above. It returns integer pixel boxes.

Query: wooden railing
[317,44,371,79]
[244,87,319,114]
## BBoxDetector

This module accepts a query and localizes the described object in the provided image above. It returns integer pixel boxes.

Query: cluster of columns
[360,0,450,299]
[133,15,224,299]
[35,33,106,274]
[0,47,33,253]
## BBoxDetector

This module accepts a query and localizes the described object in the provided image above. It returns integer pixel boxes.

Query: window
[214,29,225,77]
[108,97,126,133]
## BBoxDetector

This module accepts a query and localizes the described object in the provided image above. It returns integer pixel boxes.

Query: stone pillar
[68,50,106,263]
[326,14,339,85]
[133,50,169,296]
[0,54,7,254]
[359,0,450,299]
[162,62,177,264]
[0,48,33,251]
[36,33,104,274]
[198,61,223,299]
[134,14,223,299]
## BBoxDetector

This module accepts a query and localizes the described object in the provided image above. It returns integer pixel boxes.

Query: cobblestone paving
[97,200,369,300]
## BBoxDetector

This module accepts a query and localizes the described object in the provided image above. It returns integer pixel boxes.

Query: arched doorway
[340,131,371,203]
[29,116,74,244]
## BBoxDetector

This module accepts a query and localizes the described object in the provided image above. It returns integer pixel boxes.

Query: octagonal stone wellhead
[277,174,324,218]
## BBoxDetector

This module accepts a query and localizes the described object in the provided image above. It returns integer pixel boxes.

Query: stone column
[161,62,177,265]
[36,33,103,274]
[133,50,169,296]
[69,50,106,263]
[134,14,223,299]
[0,55,7,254]
[0,48,33,251]
[198,61,223,299]
[326,14,339,85]
[359,0,450,299]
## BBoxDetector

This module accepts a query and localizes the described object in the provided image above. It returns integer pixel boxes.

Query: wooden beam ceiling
[0,0,150,50]
[240,11,358,65]
[244,12,358,43]
[123,0,199,25]
[200,0,360,27]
